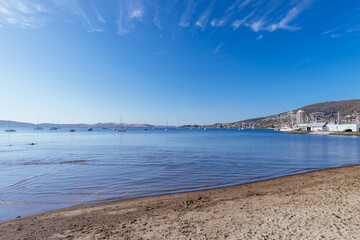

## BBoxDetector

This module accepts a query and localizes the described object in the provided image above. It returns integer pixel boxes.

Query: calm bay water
[1,128,360,220]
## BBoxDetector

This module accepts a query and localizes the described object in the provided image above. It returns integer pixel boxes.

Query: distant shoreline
[2,164,360,239]
[289,130,360,136]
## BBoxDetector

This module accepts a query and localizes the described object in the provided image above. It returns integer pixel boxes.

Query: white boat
[279,127,294,132]
[189,127,192,131]
[33,119,43,130]
[50,126,58,130]
[5,120,16,132]
[204,128,207,131]
[118,116,127,132]
[118,127,127,132]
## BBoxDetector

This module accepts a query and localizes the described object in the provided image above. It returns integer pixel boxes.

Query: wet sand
[2,165,360,239]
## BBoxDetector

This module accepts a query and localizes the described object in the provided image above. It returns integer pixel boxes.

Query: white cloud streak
[0,0,49,28]
[213,42,224,54]
[179,0,198,27]
[196,0,216,30]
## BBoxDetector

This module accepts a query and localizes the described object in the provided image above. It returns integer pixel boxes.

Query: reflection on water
[0,128,360,220]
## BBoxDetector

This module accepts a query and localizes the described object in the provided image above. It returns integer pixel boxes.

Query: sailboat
[5,120,16,132]
[50,121,58,130]
[117,116,127,132]
[165,121,168,132]
[33,119,43,130]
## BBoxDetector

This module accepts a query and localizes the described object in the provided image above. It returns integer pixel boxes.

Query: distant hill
[0,120,168,129]
[296,99,360,116]
[201,99,360,129]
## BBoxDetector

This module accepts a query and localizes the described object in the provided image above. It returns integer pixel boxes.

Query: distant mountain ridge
[202,99,360,129]
[0,120,168,129]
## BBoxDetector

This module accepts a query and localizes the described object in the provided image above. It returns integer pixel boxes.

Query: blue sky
[0,0,360,125]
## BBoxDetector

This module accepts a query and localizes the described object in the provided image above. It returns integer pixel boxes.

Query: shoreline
[289,130,360,136]
[2,165,360,239]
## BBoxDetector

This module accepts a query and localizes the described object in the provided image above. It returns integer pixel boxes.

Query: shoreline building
[296,110,306,126]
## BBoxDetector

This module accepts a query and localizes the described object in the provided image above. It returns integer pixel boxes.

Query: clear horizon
[1,1,359,125]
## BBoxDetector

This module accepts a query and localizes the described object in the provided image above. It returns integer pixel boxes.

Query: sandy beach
[2,165,360,239]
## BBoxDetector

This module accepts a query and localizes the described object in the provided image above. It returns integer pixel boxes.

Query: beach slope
[2,165,360,239]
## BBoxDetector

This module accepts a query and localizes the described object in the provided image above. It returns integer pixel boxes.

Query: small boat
[144,127,148,130]
[117,117,127,132]
[165,121,168,132]
[70,129,76,132]
[204,128,207,131]
[34,119,43,130]
[189,128,192,131]
[118,128,127,132]
[279,127,294,132]
[88,128,93,131]
[5,120,16,132]
[50,127,58,130]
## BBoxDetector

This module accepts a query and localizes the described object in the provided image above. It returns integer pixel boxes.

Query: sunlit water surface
[1,128,360,220]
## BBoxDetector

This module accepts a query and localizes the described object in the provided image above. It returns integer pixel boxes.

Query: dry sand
[2,165,360,239]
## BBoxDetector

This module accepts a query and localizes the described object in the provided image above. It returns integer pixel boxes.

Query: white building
[297,123,360,132]
[303,123,327,131]
[325,123,360,132]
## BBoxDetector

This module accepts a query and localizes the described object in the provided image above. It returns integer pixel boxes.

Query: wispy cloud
[153,6,161,28]
[257,34,263,40]
[1,0,354,41]
[179,0,198,27]
[243,0,313,32]
[213,42,224,55]
[0,0,108,32]
[195,0,216,30]
[0,0,49,28]
[52,0,104,32]
[93,5,105,24]
[116,0,147,35]
[153,51,169,55]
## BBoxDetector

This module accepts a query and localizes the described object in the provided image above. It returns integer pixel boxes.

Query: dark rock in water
[29,143,36,145]
[16,216,21,218]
